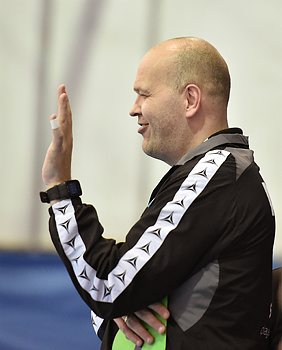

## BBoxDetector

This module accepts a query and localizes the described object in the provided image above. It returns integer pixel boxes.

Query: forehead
[134,49,175,91]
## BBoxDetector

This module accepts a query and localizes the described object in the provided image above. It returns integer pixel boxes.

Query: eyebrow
[134,87,150,95]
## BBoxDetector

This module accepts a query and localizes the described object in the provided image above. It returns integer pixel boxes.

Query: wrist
[44,176,72,190]
[46,182,66,191]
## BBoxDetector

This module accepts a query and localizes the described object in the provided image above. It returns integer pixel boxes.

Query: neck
[169,121,229,166]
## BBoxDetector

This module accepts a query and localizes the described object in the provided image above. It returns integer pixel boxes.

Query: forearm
[50,197,166,319]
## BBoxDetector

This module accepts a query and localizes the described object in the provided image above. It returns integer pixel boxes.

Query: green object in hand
[112,297,168,349]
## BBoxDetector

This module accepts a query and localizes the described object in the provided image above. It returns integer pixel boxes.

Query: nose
[129,97,141,117]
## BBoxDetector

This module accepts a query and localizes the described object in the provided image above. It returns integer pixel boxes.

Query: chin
[142,146,166,163]
[143,145,156,158]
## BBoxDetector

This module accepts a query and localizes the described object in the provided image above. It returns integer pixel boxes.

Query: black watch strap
[40,180,82,203]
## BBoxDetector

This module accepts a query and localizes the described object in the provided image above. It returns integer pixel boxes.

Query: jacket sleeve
[48,149,273,320]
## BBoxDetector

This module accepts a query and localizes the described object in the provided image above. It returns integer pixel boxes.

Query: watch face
[67,180,82,196]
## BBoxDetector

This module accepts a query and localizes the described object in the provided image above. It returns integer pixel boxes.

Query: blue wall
[0,252,101,350]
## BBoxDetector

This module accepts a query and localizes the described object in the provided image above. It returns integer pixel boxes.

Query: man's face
[130,49,189,165]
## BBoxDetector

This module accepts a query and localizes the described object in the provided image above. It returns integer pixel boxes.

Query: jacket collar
[177,128,249,165]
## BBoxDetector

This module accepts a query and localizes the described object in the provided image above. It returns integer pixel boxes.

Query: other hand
[114,303,170,347]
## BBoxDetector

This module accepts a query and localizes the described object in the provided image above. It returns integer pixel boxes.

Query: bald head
[147,37,231,107]
[131,37,230,164]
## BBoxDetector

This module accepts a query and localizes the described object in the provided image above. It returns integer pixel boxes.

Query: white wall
[0,0,281,261]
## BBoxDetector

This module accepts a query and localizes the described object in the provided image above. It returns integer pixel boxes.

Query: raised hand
[42,84,73,189]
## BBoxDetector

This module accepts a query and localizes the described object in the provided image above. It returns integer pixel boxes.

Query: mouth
[138,123,149,134]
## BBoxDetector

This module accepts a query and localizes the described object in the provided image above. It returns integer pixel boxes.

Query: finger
[125,314,154,344]
[58,92,72,127]
[56,84,72,128]
[148,302,170,320]
[57,83,66,98]
[114,317,144,347]
[135,308,166,335]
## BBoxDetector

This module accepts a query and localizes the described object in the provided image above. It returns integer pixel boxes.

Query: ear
[184,84,201,118]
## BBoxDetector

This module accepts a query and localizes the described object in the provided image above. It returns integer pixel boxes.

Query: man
[41,37,275,349]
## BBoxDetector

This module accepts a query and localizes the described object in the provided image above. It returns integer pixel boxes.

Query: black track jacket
[48,129,275,349]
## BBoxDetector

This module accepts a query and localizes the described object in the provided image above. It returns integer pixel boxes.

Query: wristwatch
[40,180,82,203]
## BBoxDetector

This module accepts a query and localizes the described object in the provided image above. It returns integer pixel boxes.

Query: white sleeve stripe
[91,310,104,334]
[52,150,230,304]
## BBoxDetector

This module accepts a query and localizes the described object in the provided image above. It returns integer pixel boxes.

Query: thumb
[49,113,63,147]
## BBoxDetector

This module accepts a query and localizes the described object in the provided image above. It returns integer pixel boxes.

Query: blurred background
[1,0,281,349]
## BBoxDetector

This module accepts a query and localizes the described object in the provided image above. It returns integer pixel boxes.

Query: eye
[139,92,150,98]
